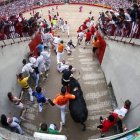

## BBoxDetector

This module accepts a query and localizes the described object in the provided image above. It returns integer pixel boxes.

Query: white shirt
[41,51,51,61]
[114,107,128,117]
[53,37,61,44]
[78,32,84,39]
[64,23,69,31]
[86,22,90,28]
[57,62,69,73]
[36,55,45,68]
[22,63,34,75]
[42,33,53,43]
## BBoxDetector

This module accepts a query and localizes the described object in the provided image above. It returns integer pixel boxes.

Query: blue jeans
[30,72,39,87]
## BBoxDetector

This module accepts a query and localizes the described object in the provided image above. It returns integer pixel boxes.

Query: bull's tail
[81,122,86,131]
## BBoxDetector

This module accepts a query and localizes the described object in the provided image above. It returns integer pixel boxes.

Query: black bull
[68,77,88,131]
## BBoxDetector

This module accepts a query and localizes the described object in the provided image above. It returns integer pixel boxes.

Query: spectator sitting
[1,114,24,135]
[39,122,63,134]
[113,100,131,120]
[97,113,118,137]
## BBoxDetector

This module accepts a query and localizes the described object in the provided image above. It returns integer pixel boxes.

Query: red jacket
[85,32,92,40]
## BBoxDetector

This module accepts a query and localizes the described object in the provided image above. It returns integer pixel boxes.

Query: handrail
[0,36,32,48]
[98,22,140,47]
[104,34,140,47]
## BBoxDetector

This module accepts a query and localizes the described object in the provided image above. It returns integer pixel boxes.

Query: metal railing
[0,36,32,48]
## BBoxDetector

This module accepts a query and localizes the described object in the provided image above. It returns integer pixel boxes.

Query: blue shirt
[32,91,46,103]
[37,44,44,52]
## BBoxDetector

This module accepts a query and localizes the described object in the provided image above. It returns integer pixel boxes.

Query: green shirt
[39,128,59,135]
[48,128,59,134]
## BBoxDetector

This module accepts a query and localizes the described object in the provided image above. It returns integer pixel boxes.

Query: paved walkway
[22,4,113,139]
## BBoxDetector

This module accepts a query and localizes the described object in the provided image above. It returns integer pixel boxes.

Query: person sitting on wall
[39,122,63,134]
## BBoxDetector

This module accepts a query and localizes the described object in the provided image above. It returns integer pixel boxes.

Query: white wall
[0,38,30,117]
[101,39,140,129]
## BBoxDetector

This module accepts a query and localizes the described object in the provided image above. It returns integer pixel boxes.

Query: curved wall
[0,38,30,117]
[101,38,140,129]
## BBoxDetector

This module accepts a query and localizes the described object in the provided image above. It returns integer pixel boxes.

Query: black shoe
[101,134,105,138]
[100,116,103,122]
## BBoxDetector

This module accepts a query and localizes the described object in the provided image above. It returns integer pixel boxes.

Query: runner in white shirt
[41,31,54,47]
[36,52,48,77]
[41,46,51,71]
[60,18,65,33]
[53,35,61,52]
[64,21,70,38]
[22,59,34,76]
[28,54,40,87]
[57,60,76,73]
[77,31,84,46]
[58,18,62,29]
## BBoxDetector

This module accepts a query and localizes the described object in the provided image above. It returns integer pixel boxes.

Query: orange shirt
[53,93,75,106]
[57,43,64,53]
[92,40,101,48]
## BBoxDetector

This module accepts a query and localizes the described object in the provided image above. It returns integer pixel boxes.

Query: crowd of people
[0,12,43,40]
[0,0,65,17]
[0,1,133,138]
[76,15,102,53]
[98,3,140,38]
[0,0,65,41]
[1,0,139,41]
[0,7,77,136]
[68,8,132,138]
[69,0,132,10]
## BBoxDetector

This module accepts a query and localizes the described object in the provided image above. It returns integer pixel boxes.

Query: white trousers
[45,59,51,70]
[26,87,34,102]
[64,29,70,37]
[38,98,48,112]
[38,64,47,75]
[61,25,65,32]
[56,104,67,124]
[57,52,63,63]
[38,103,43,112]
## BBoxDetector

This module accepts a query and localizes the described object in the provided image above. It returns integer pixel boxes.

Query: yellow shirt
[51,19,57,25]
[18,77,29,89]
